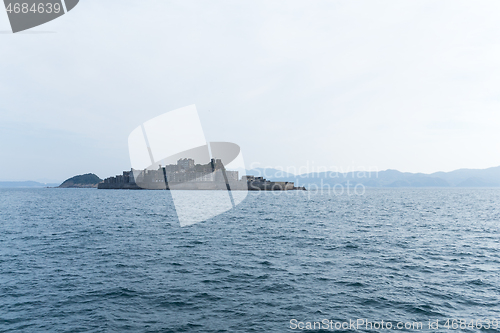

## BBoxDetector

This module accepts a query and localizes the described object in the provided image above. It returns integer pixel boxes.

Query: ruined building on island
[98,158,305,191]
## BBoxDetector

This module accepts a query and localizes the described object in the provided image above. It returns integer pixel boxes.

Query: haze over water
[1,188,499,332]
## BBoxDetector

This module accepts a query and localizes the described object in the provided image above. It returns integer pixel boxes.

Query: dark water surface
[1,188,499,332]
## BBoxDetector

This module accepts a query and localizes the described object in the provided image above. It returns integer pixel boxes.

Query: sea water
[1,188,499,332]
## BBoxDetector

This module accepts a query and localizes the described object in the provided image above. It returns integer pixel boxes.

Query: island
[98,158,306,191]
[58,173,102,188]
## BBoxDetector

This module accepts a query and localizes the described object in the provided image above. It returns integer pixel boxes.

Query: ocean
[1,188,499,332]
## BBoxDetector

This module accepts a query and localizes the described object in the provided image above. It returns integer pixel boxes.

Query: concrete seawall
[98,181,305,190]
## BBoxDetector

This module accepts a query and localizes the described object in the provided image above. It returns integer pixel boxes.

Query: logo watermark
[3,0,79,33]
[127,105,248,227]
[120,105,376,227]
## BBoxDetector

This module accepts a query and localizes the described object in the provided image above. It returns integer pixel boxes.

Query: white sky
[1,0,500,182]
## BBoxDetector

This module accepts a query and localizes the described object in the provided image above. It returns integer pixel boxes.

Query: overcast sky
[2,0,500,182]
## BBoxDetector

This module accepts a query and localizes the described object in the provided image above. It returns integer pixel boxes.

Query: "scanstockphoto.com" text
[290,318,499,330]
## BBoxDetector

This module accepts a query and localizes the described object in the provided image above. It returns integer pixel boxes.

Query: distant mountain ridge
[0,181,60,188]
[246,166,500,188]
